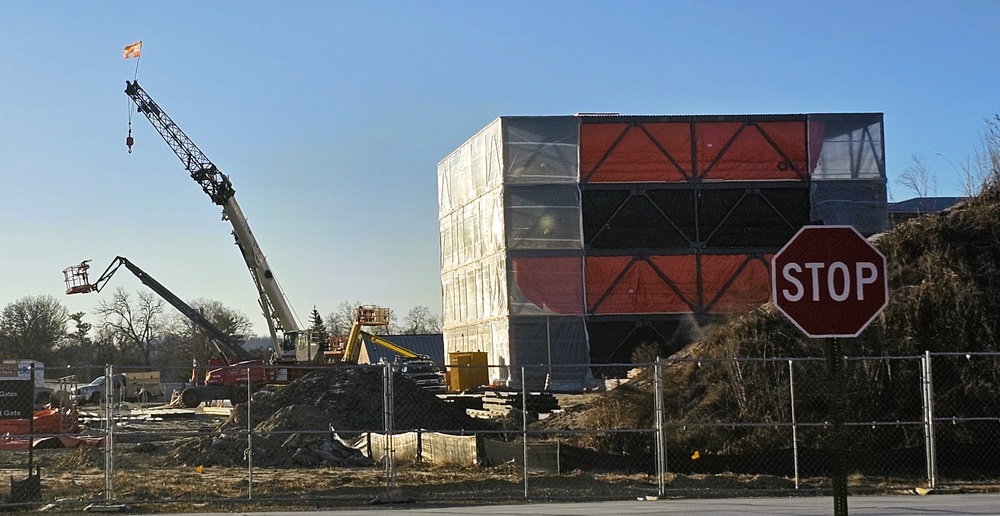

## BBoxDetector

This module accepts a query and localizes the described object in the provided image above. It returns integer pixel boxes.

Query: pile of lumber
[470,391,561,418]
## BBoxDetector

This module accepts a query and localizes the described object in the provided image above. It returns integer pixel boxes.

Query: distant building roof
[888,197,966,215]
[358,334,445,365]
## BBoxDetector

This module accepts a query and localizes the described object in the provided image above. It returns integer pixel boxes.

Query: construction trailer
[438,113,887,390]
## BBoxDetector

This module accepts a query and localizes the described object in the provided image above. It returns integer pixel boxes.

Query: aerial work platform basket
[62,261,95,295]
[354,305,389,327]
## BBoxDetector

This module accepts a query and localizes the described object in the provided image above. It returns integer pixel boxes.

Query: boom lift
[124,80,308,365]
[63,257,266,407]
[334,306,446,393]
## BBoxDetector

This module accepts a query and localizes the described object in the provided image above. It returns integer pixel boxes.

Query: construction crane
[123,80,446,392]
[63,257,267,407]
[124,80,308,365]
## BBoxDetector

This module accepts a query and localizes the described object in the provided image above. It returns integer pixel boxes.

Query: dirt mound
[171,366,495,467]
[539,185,1000,455]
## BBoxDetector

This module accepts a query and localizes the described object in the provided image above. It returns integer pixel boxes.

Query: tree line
[0,290,440,382]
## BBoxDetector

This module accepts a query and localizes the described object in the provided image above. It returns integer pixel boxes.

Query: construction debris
[170,366,495,468]
[469,391,561,419]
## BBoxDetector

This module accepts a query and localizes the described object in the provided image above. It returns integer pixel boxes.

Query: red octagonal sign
[771,226,888,338]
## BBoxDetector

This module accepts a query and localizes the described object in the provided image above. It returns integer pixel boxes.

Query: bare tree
[161,298,253,374]
[0,295,69,363]
[94,288,166,366]
[398,305,441,334]
[325,301,364,337]
[58,311,109,369]
[895,155,937,198]
[960,115,1000,196]
[988,114,1000,189]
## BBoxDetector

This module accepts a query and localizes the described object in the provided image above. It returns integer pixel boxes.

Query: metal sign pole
[825,338,848,516]
[28,363,35,477]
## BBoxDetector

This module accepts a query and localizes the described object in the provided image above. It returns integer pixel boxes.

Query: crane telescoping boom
[63,257,267,407]
[124,80,306,363]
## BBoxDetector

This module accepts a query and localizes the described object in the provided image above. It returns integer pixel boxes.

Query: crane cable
[125,45,141,153]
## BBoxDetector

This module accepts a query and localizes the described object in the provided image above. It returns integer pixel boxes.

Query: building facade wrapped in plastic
[438,114,886,390]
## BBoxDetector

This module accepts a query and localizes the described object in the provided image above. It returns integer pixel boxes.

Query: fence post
[654,359,666,496]
[28,363,35,477]
[789,359,800,489]
[522,365,529,499]
[246,365,253,500]
[921,351,937,488]
[383,362,396,494]
[104,363,115,504]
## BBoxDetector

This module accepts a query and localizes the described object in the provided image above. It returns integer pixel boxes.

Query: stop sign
[771,225,888,338]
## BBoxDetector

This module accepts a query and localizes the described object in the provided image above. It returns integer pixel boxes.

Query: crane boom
[124,80,305,361]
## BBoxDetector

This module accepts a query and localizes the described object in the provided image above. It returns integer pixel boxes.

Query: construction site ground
[0,399,652,513]
[0,391,842,514]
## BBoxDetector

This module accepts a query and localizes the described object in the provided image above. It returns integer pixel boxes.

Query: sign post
[772,225,889,516]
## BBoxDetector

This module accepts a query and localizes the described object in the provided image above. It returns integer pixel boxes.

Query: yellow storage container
[448,352,489,393]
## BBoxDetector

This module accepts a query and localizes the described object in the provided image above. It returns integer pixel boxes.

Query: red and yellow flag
[123,41,142,59]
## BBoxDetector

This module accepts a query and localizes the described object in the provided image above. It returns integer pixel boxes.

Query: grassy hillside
[540,183,1000,456]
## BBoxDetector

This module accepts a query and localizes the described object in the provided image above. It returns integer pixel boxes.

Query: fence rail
[0,352,998,510]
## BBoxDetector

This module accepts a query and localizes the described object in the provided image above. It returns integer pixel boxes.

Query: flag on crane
[123,41,142,59]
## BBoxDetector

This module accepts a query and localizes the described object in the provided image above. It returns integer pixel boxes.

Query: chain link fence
[0,353,998,510]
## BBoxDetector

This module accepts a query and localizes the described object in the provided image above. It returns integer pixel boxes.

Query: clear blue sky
[2,2,997,336]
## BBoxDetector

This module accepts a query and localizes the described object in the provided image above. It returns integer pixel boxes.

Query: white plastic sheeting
[438,117,588,389]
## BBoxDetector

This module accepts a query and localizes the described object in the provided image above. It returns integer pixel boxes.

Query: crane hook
[126,125,134,154]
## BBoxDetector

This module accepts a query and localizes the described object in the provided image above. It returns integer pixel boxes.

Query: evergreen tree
[309,306,329,346]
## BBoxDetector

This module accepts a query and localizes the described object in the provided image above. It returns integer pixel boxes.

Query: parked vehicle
[395,359,447,394]
[75,371,163,405]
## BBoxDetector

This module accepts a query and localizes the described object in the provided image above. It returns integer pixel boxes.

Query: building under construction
[438,114,887,389]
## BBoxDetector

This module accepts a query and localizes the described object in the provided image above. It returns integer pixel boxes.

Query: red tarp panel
[511,256,585,315]
[696,121,807,181]
[585,255,699,314]
[580,122,691,183]
[584,254,772,315]
[580,119,809,183]
[698,255,772,312]
[511,252,773,316]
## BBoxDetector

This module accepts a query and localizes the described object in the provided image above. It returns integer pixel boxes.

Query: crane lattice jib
[125,81,235,206]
